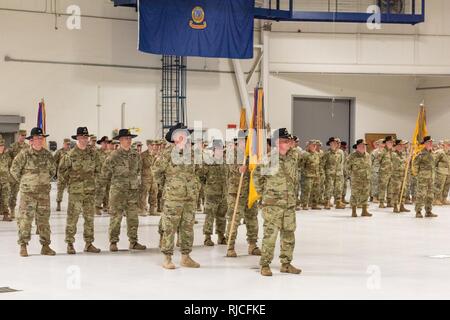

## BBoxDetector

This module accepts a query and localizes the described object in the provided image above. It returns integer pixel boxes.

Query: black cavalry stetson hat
[26,127,49,140]
[71,127,90,140]
[352,139,368,149]
[113,129,138,140]
[165,123,192,143]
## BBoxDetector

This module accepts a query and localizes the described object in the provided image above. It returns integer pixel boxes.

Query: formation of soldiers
[0,124,445,276]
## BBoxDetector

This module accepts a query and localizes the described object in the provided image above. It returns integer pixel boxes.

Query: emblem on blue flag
[189,6,207,30]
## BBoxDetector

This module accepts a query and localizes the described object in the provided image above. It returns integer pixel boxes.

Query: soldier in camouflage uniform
[201,140,227,246]
[58,127,101,254]
[413,136,438,218]
[10,127,56,257]
[370,139,385,203]
[54,138,71,211]
[153,123,201,269]
[346,139,372,218]
[433,139,450,205]
[255,128,301,277]
[8,129,29,218]
[378,136,395,208]
[316,140,326,206]
[100,129,147,252]
[300,140,321,210]
[289,136,303,210]
[89,135,97,151]
[0,139,12,221]
[225,131,261,258]
[323,137,346,210]
[155,140,166,212]
[139,140,158,216]
[95,136,111,215]
[389,140,411,213]
[340,141,350,204]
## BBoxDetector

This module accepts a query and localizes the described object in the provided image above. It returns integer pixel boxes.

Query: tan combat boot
[84,243,101,253]
[248,242,261,256]
[217,234,226,245]
[260,266,272,277]
[2,212,12,222]
[280,263,302,274]
[204,235,214,246]
[41,245,56,256]
[361,205,373,217]
[163,255,176,269]
[433,199,442,206]
[379,202,386,209]
[67,243,76,255]
[351,206,358,218]
[138,210,148,217]
[95,207,102,216]
[311,204,322,210]
[416,211,423,219]
[110,242,118,252]
[393,204,400,213]
[301,205,308,210]
[129,242,147,250]
[442,199,450,205]
[386,200,393,208]
[56,202,61,212]
[149,207,159,216]
[425,211,438,218]
[20,244,28,257]
[335,200,346,209]
[372,196,379,204]
[400,204,411,212]
[181,254,200,268]
[323,201,331,210]
[226,246,237,258]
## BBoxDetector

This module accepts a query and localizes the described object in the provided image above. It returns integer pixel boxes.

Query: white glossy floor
[1,183,450,300]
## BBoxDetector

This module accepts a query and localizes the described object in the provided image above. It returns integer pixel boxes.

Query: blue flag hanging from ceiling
[138,0,255,59]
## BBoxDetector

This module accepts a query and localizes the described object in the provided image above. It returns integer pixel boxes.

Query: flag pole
[398,144,413,206]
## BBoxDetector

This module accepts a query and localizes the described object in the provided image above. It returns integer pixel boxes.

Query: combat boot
[84,243,101,253]
[405,197,412,204]
[442,199,450,205]
[129,242,147,250]
[138,211,148,217]
[248,242,261,256]
[425,211,438,218]
[369,196,374,202]
[56,202,61,212]
[280,263,302,274]
[41,245,56,256]
[311,204,322,210]
[342,197,349,205]
[335,200,346,209]
[351,206,357,218]
[301,205,308,210]
[2,212,12,222]
[386,200,393,208]
[323,201,331,210]
[226,246,237,258]
[393,204,400,213]
[416,211,423,219]
[372,197,379,204]
[412,196,416,203]
[20,244,28,257]
[379,202,386,209]
[400,204,411,212]
[95,207,102,216]
[260,266,272,277]
[433,199,442,206]
[162,255,176,269]
[110,242,118,252]
[361,205,373,217]
[9,206,15,218]
[67,243,76,255]
[181,254,200,268]
[217,234,227,245]
[204,235,214,246]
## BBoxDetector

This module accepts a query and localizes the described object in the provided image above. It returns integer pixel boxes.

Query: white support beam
[232,59,252,120]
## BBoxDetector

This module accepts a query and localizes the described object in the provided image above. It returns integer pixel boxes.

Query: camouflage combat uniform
[95,148,110,211]
[300,150,321,209]
[370,148,383,200]
[0,147,12,216]
[413,149,435,215]
[139,149,158,214]
[433,148,450,204]
[54,147,70,204]
[346,150,371,208]
[8,141,29,215]
[322,148,345,207]
[378,148,394,206]
[10,148,56,246]
[388,149,408,209]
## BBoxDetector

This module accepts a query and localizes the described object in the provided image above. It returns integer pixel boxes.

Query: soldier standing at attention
[433,139,450,205]
[201,140,228,246]
[413,136,438,219]
[255,128,301,277]
[153,123,200,269]
[54,138,71,212]
[340,141,350,204]
[378,136,395,208]
[101,129,147,252]
[0,139,12,221]
[58,127,102,254]
[10,127,57,257]
[139,140,158,217]
[370,139,385,203]
[389,140,411,213]
[346,139,372,218]
[9,129,29,218]
[300,140,321,210]
[95,136,111,215]
[323,137,346,210]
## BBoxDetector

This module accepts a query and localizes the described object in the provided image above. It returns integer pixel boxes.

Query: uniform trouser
[139,179,157,211]
[56,179,68,203]
[342,175,349,199]
[147,182,158,209]
[161,199,195,256]
[65,193,95,244]
[196,183,205,210]
[9,181,20,210]
[370,171,379,198]
[96,182,110,209]
[319,172,326,203]
[325,173,344,203]
[0,181,10,214]
[388,175,404,206]
[434,173,450,201]
[378,172,392,203]
[17,192,51,246]
[410,175,417,199]
[109,188,140,244]
[226,193,258,247]
[295,176,301,206]
[157,183,164,211]
[203,194,227,236]
[415,177,434,213]
[301,176,319,207]
[260,205,296,267]
[350,178,370,207]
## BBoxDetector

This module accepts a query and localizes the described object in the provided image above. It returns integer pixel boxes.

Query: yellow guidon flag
[246,88,265,209]
[411,104,428,159]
